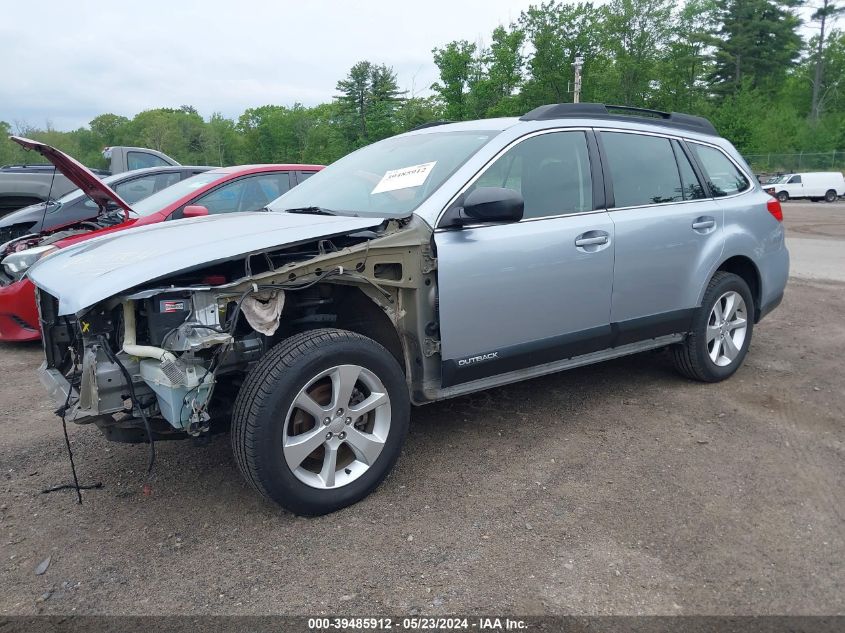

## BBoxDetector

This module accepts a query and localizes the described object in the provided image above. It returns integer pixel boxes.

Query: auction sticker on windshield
[371,161,436,194]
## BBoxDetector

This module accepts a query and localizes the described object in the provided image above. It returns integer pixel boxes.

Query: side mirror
[442,187,524,227]
[183,205,209,218]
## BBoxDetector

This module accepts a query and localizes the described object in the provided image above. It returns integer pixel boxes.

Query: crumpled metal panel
[28,211,384,315]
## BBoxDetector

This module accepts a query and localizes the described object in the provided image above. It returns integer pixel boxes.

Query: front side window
[468,131,593,219]
[131,172,222,217]
[192,173,291,215]
[127,151,170,170]
[788,175,802,184]
[602,132,684,207]
[689,143,751,197]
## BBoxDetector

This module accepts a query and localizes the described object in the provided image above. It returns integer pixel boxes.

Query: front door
[435,130,615,387]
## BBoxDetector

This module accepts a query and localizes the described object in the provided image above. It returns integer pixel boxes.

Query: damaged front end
[38,286,264,441]
[35,215,439,443]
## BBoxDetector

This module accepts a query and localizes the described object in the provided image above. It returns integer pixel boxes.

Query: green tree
[89,113,130,146]
[809,1,845,120]
[601,0,674,106]
[709,0,803,95]
[367,63,405,140]
[654,0,719,111]
[466,25,526,117]
[336,61,404,147]
[519,2,606,107]
[202,113,240,166]
[431,40,477,120]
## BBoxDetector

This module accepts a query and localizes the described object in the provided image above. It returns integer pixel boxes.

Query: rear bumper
[756,242,790,323]
[0,278,40,342]
[758,291,783,322]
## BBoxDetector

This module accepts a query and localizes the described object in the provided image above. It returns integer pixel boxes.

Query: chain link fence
[744,151,845,174]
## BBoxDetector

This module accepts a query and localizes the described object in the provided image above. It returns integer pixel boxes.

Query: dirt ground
[1,202,843,615]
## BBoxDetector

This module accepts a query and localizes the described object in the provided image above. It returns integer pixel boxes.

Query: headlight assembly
[1,245,58,281]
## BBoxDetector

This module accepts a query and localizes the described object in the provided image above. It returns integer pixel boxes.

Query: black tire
[825,189,837,203]
[777,191,789,203]
[231,328,410,515]
[672,272,755,382]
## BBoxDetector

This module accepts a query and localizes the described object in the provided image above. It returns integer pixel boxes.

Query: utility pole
[572,55,584,104]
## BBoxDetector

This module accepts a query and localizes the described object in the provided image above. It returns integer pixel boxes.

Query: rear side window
[469,131,593,219]
[601,132,684,207]
[689,143,750,197]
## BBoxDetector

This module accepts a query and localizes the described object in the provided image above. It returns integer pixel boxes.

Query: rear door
[435,129,615,386]
[600,130,724,342]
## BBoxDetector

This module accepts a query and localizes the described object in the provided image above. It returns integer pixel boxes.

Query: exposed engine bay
[0,211,127,285]
[37,216,440,443]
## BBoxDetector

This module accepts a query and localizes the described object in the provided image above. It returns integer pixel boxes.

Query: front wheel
[825,189,837,203]
[777,191,789,203]
[672,272,755,382]
[231,328,410,515]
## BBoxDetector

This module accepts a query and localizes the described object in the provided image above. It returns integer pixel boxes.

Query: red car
[0,138,322,342]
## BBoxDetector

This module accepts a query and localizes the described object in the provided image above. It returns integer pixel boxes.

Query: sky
[0,0,536,131]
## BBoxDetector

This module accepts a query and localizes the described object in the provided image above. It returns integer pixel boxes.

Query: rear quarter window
[689,143,750,197]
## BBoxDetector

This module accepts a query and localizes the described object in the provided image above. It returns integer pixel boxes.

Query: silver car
[29,103,789,515]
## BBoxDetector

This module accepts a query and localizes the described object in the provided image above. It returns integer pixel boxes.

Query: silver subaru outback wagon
[29,103,789,515]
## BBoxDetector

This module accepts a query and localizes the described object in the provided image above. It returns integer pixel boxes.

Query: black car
[0,165,213,244]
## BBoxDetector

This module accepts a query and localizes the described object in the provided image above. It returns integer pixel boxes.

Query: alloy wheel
[707,291,748,367]
[282,364,391,489]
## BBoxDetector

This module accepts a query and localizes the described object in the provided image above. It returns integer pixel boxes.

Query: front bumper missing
[38,355,131,424]
[38,362,76,411]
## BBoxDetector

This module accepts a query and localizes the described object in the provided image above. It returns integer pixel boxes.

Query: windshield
[131,172,223,217]
[267,130,499,217]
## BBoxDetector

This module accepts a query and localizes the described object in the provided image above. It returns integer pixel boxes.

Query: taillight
[766,198,783,222]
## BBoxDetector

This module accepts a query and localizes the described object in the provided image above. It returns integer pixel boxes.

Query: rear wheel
[231,328,409,515]
[672,272,754,382]
[825,189,837,202]
[777,191,789,203]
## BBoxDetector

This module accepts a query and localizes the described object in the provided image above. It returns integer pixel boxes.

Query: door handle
[575,235,608,247]
[692,218,716,230]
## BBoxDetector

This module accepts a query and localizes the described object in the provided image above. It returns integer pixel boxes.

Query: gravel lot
[1,202,843,615]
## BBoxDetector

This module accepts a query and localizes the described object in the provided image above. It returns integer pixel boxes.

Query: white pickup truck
[0,144,179,216]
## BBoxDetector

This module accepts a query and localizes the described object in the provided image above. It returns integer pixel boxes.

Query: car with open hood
[0,141,179,215]
[0,164,214,244]
[0,138,322,341]
[28,103,788,515]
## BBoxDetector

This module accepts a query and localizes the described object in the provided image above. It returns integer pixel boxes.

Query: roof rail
[519,103,718,136]
[410,120,453,131]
